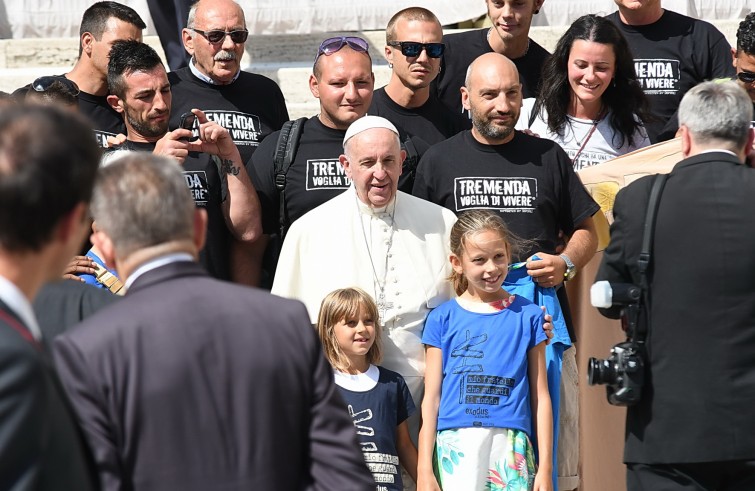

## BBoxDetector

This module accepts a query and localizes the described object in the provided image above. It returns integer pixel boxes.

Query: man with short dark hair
[433,0,548,118]
[0,104,101,490]
[370,7,467,143]
[35,2,146,146]
[53,152,375,491]
[106,39,260,283]
[607,0,734,143]
[597,80,755,490]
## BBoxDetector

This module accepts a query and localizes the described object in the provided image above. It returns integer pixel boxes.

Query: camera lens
[587,357,618,386]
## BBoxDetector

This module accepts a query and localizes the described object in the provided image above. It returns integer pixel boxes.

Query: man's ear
[91,229,117,269]
[679,124,692,157]
[461,86,471,111]
[107,94,124,114]
[182,28,195,56]
[384,45,394,66]
[81,32,94,57]
[339,154,352,178]
[732,47,738,68]
[309,73,320,99]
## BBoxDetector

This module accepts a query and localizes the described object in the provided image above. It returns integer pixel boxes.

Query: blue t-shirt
[422,295,546,434]
[336,366,415,491]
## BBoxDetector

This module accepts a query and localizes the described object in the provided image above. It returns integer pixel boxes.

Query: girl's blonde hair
[449,210,529,296]
[316,287,383,372]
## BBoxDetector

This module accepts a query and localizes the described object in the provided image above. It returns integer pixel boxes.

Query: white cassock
[272,186,457,411]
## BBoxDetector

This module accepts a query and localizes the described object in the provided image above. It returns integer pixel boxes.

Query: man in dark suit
[0,105,101,489]
[53,153,374,491]
[597,80,755,490]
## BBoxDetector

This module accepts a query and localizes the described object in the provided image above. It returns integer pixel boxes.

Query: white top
[0,274,41,340]
[517,97,651,171]
[272,186,457,402]
[334,364,380,392]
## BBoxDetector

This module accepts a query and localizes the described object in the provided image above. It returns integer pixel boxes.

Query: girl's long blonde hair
[316,287,383,372]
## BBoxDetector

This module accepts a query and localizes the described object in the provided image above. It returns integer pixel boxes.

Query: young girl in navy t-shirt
[418,210,553,491]
[317,287,418,490]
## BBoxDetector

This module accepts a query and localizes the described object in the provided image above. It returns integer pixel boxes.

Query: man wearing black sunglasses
[433,0,549,120]
[168,0,288,166]
[732,12,755,117]
[370,7,467,145]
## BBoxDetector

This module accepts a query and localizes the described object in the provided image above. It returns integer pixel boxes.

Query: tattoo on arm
[220,159,240,176]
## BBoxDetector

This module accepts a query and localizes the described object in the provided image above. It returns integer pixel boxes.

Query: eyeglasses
[32,76,80,96]
[314,36,369,63]
[191,28,249,44]
[387,41,445,58]
[737,70,755,84]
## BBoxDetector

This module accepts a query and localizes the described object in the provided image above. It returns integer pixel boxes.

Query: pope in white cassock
[272,116,457,415]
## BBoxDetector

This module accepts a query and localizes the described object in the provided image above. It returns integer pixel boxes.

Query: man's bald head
[462,53,522,144]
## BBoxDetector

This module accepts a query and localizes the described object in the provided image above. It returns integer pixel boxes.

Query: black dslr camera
[587,281,645,406]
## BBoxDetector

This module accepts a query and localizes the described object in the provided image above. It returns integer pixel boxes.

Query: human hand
[522,128,541,138]
[532,470,553,491]
[105,133,127,148]
[185,109,238,159]
[526,253,567,288]
[153,128,192,164]
[541,306,554,345]
[62,255,95,281]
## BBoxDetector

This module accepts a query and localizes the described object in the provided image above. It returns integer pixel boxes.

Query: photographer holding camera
[595,80,755,490]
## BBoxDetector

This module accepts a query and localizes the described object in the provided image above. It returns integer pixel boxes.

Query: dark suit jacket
[33,280,120,339]
[53,261,374,491]
[597,152,755,464]
[0,300,98,490]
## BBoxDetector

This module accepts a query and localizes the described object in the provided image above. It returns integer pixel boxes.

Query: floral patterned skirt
[434,427,536,490]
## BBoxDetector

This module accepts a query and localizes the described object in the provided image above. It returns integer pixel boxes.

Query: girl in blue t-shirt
[317,287,418,491]
[418,210,553,491]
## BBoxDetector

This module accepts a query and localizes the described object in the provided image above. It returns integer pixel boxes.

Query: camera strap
[636,173,668,339]
[637,174,668,289]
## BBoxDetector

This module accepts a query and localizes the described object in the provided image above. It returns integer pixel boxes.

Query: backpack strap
[273,117,307,239]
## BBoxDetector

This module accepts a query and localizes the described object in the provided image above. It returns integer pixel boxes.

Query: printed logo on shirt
[183,170,209,206]
[305,158,351,190]
[199,110,262,147]
[348,405,400,487]
[568,149,613,171]
[634,59,681,95]
[454,177,538,213]
[94,130,117,148]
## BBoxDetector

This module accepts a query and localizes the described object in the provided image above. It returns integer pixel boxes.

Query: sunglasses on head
[387,41,445,58]
[32,76,80,96]
[314,36,369,63]
[191,28,248,44]
[737,70,755,84]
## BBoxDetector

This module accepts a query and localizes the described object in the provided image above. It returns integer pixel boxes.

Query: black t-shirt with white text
[369,87,468,144]
[413,130,599,261]
[111,141,231,281]
[606,10,734,143]
[433,29,549,118]
[168,67,289,163]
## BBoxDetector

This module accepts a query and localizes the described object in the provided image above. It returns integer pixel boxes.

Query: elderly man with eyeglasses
[369,7,468,145]
[167,0,289,286]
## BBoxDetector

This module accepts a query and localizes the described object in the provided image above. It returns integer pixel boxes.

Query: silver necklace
[357,194,397,323]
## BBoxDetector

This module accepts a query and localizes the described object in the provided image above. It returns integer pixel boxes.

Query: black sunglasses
[737,70,755,84]
[32,76,80,96]
[191,28,248,44]
[387,41,445,58]
[314,36,369,63]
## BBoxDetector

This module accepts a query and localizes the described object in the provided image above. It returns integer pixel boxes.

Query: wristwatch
[560,253,577,281]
